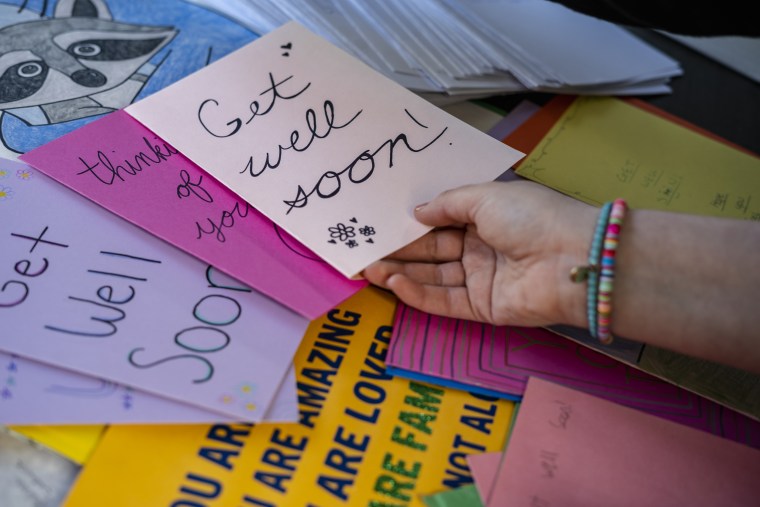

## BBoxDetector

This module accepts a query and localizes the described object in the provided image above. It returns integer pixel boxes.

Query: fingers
[386,228,464,262]
[386,273,478,322]
[364,259,466,288]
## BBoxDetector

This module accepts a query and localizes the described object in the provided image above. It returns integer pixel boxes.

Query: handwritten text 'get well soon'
[196,72,448,214]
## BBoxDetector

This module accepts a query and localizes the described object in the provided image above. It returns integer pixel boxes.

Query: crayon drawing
[0,0,257,156]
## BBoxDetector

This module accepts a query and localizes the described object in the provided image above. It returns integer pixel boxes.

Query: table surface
[485,28,760,155]
[2,25,758,507]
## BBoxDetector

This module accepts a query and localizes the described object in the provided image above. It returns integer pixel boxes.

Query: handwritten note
[487,377,760,506]
[0,159,308,420]
[516,97,760,218]
[0,351,297,424]
[20,110,363,319]
[124,22,524,277]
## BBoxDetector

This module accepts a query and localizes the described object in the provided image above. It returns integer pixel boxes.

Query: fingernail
[414,202,428,212]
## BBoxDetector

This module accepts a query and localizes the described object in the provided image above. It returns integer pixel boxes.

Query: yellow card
[515,96,760,420]
[516,97,760,219]
[64,287,514,507]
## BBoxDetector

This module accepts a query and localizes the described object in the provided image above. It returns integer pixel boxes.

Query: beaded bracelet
[596,199,628,344]
[570,200,627,343]
[569,203,612,337]
[586,202,612,338]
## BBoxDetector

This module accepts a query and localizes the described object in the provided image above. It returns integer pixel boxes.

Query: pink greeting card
[467,452,502,505]
[487,377,760,506]
[124,22,524,278]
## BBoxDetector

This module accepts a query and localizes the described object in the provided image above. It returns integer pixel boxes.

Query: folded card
[124,21,524,277]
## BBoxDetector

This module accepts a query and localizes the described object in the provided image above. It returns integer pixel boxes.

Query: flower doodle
[329,223,356,242]
[328,218,378,248]
[16,168,33,180]
[0,185,14,201]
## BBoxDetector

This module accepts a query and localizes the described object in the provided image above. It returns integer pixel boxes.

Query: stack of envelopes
[193,0,682,102]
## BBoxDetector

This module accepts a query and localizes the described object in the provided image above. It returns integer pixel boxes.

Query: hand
[363,180,597,327]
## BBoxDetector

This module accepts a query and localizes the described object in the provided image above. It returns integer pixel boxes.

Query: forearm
[371,180,760,372]
[608,209,760,372]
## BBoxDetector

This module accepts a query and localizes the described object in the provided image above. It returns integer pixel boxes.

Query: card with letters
[0,351,298,424]
[20,109,364,319]
[0,158,308,421]
[122,21,524,278]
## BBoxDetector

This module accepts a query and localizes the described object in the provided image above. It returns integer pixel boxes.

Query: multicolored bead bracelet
[596,198,628,344]
[569,199,627,344]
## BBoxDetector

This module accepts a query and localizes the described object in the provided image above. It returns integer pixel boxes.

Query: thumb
[414,183,489,227]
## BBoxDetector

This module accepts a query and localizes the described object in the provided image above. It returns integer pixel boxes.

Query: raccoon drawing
[0,0,176,152]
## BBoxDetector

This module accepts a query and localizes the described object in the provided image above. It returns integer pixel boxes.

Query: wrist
[553,200,598,329]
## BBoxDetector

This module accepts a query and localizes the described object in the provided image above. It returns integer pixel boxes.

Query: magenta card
[388,303,760,448]
[20,110,365,319]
